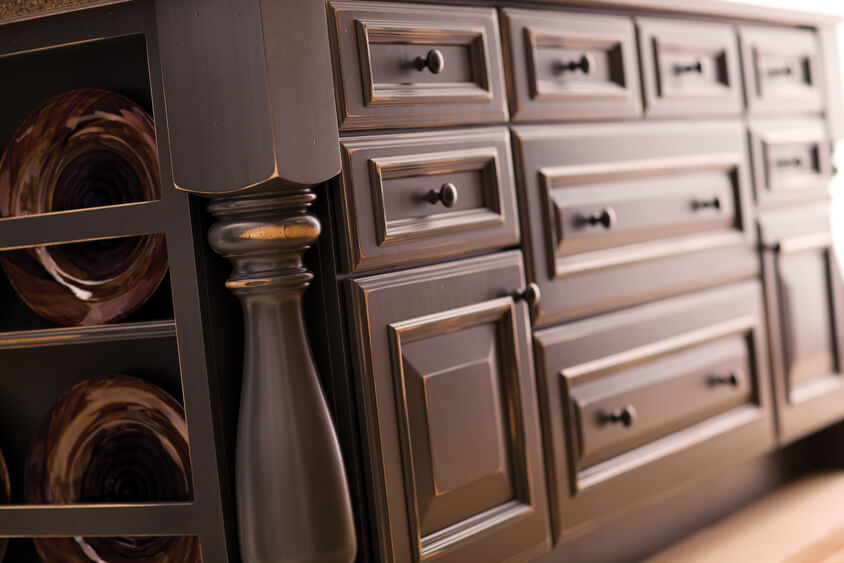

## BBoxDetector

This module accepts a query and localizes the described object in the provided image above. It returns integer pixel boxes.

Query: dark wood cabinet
[346,252,550,563]
[759,204,844,444]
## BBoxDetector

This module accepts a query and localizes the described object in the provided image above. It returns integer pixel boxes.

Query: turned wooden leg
[207,188,356,563]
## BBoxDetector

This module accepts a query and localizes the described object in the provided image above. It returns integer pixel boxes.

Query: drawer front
[759,205,844,443]
[347,252,550,563]
[339,128,519,272]
[535,281,774,537]
[637,18,742,116]
[328,1,507,129]
[740,26,822,115]
[749,119,832,207]
[512,121,756,327]
[501,9,641,122]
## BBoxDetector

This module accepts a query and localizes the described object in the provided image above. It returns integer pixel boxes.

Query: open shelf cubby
[0,1,238,560]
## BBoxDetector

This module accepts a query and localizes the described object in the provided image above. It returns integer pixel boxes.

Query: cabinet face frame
[346,252,550,563]
[534,281,775,538]
[759,206,844,443]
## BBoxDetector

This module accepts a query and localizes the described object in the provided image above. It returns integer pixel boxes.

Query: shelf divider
[0,320,176,351]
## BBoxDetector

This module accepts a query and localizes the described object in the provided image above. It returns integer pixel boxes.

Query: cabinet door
[346,251,550,563]
[760,205,844,443]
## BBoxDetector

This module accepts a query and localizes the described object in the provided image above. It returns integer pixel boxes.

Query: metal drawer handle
[602,405,637,428]
[557,54,593,74]
[692,196,721,211]
[427,182,458,208]
[767,66,793,77]
[708,372,739,387]
[674,60,703,74]
[581,208,616,229]
[415,49,445,74]
[775,157,803,168]
[761,241,782,253]
[512,282,541,309]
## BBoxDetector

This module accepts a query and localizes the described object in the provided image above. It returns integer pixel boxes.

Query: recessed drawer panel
[339,128,519,272]
[535,281,775,537]
[501,9,641,122]
[328,1,507,129]
[347,252,551,563]
[512,121,756,327]
[637,18,742,116]
[749,119,831,207]
[740,26,822,115]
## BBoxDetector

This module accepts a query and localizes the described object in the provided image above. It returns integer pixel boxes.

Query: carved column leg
[207,188,356,563]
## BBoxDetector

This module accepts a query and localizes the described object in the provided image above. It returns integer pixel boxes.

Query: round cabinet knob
[708,372,739,387]
[513,282,541,309]
[415,49,445,74]
[583,208,616,230]
[604,405,636,428]
[559,54,593,74]
[429,182,458,208]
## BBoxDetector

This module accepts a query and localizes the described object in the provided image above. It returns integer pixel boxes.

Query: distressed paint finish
[208,189,356,563]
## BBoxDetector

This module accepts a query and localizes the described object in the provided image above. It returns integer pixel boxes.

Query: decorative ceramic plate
[0,88,168,326]
[25,375,200,562]
[0,446,9,560]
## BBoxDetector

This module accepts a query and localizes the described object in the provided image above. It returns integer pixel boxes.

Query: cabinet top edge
[0,0,130,25]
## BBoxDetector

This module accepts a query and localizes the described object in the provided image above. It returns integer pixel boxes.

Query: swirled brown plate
[0,446,9,559]
[25,375,200,562]
[0,88,168,326]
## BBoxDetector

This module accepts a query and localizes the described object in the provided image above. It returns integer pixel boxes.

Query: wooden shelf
[0,320,176,351]
[0,503,197,537]
[0,200,168,251]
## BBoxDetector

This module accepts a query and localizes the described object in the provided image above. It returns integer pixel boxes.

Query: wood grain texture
[0,0,110,20]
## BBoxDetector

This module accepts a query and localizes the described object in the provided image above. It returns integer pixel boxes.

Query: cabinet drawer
[501,9,641,122]
[740,26,822,115]
[338,128,519,272]
[347,252,550,563]
[512,121,756,327]
[637,18,742,116]
[749,119,832,207]
[759,205,844,443]
[327,1,507,129]
[535,281,774,537]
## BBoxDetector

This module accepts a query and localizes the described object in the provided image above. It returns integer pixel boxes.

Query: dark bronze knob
[603,405,636,428]
[674,60,703,74]
[708,372,739,387]
[775,157,802,168]
[415,49,445,74]
[428,182,458,208]
[767,66,793,77]
[692,196,721,211]
[513,282,541,309]
[558,54,593,74]
[583,208,616,229]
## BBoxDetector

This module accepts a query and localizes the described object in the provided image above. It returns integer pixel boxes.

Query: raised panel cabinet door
[500,8,641,122]
[748,119,832,208]
[338,128,520,272]
[346,251,551,563]
[327,1,508,129]
[534,281,775,538]
[759,204,844,444]
[740,26,823,115]
[637,18,743,116]
[511,120,758,327]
